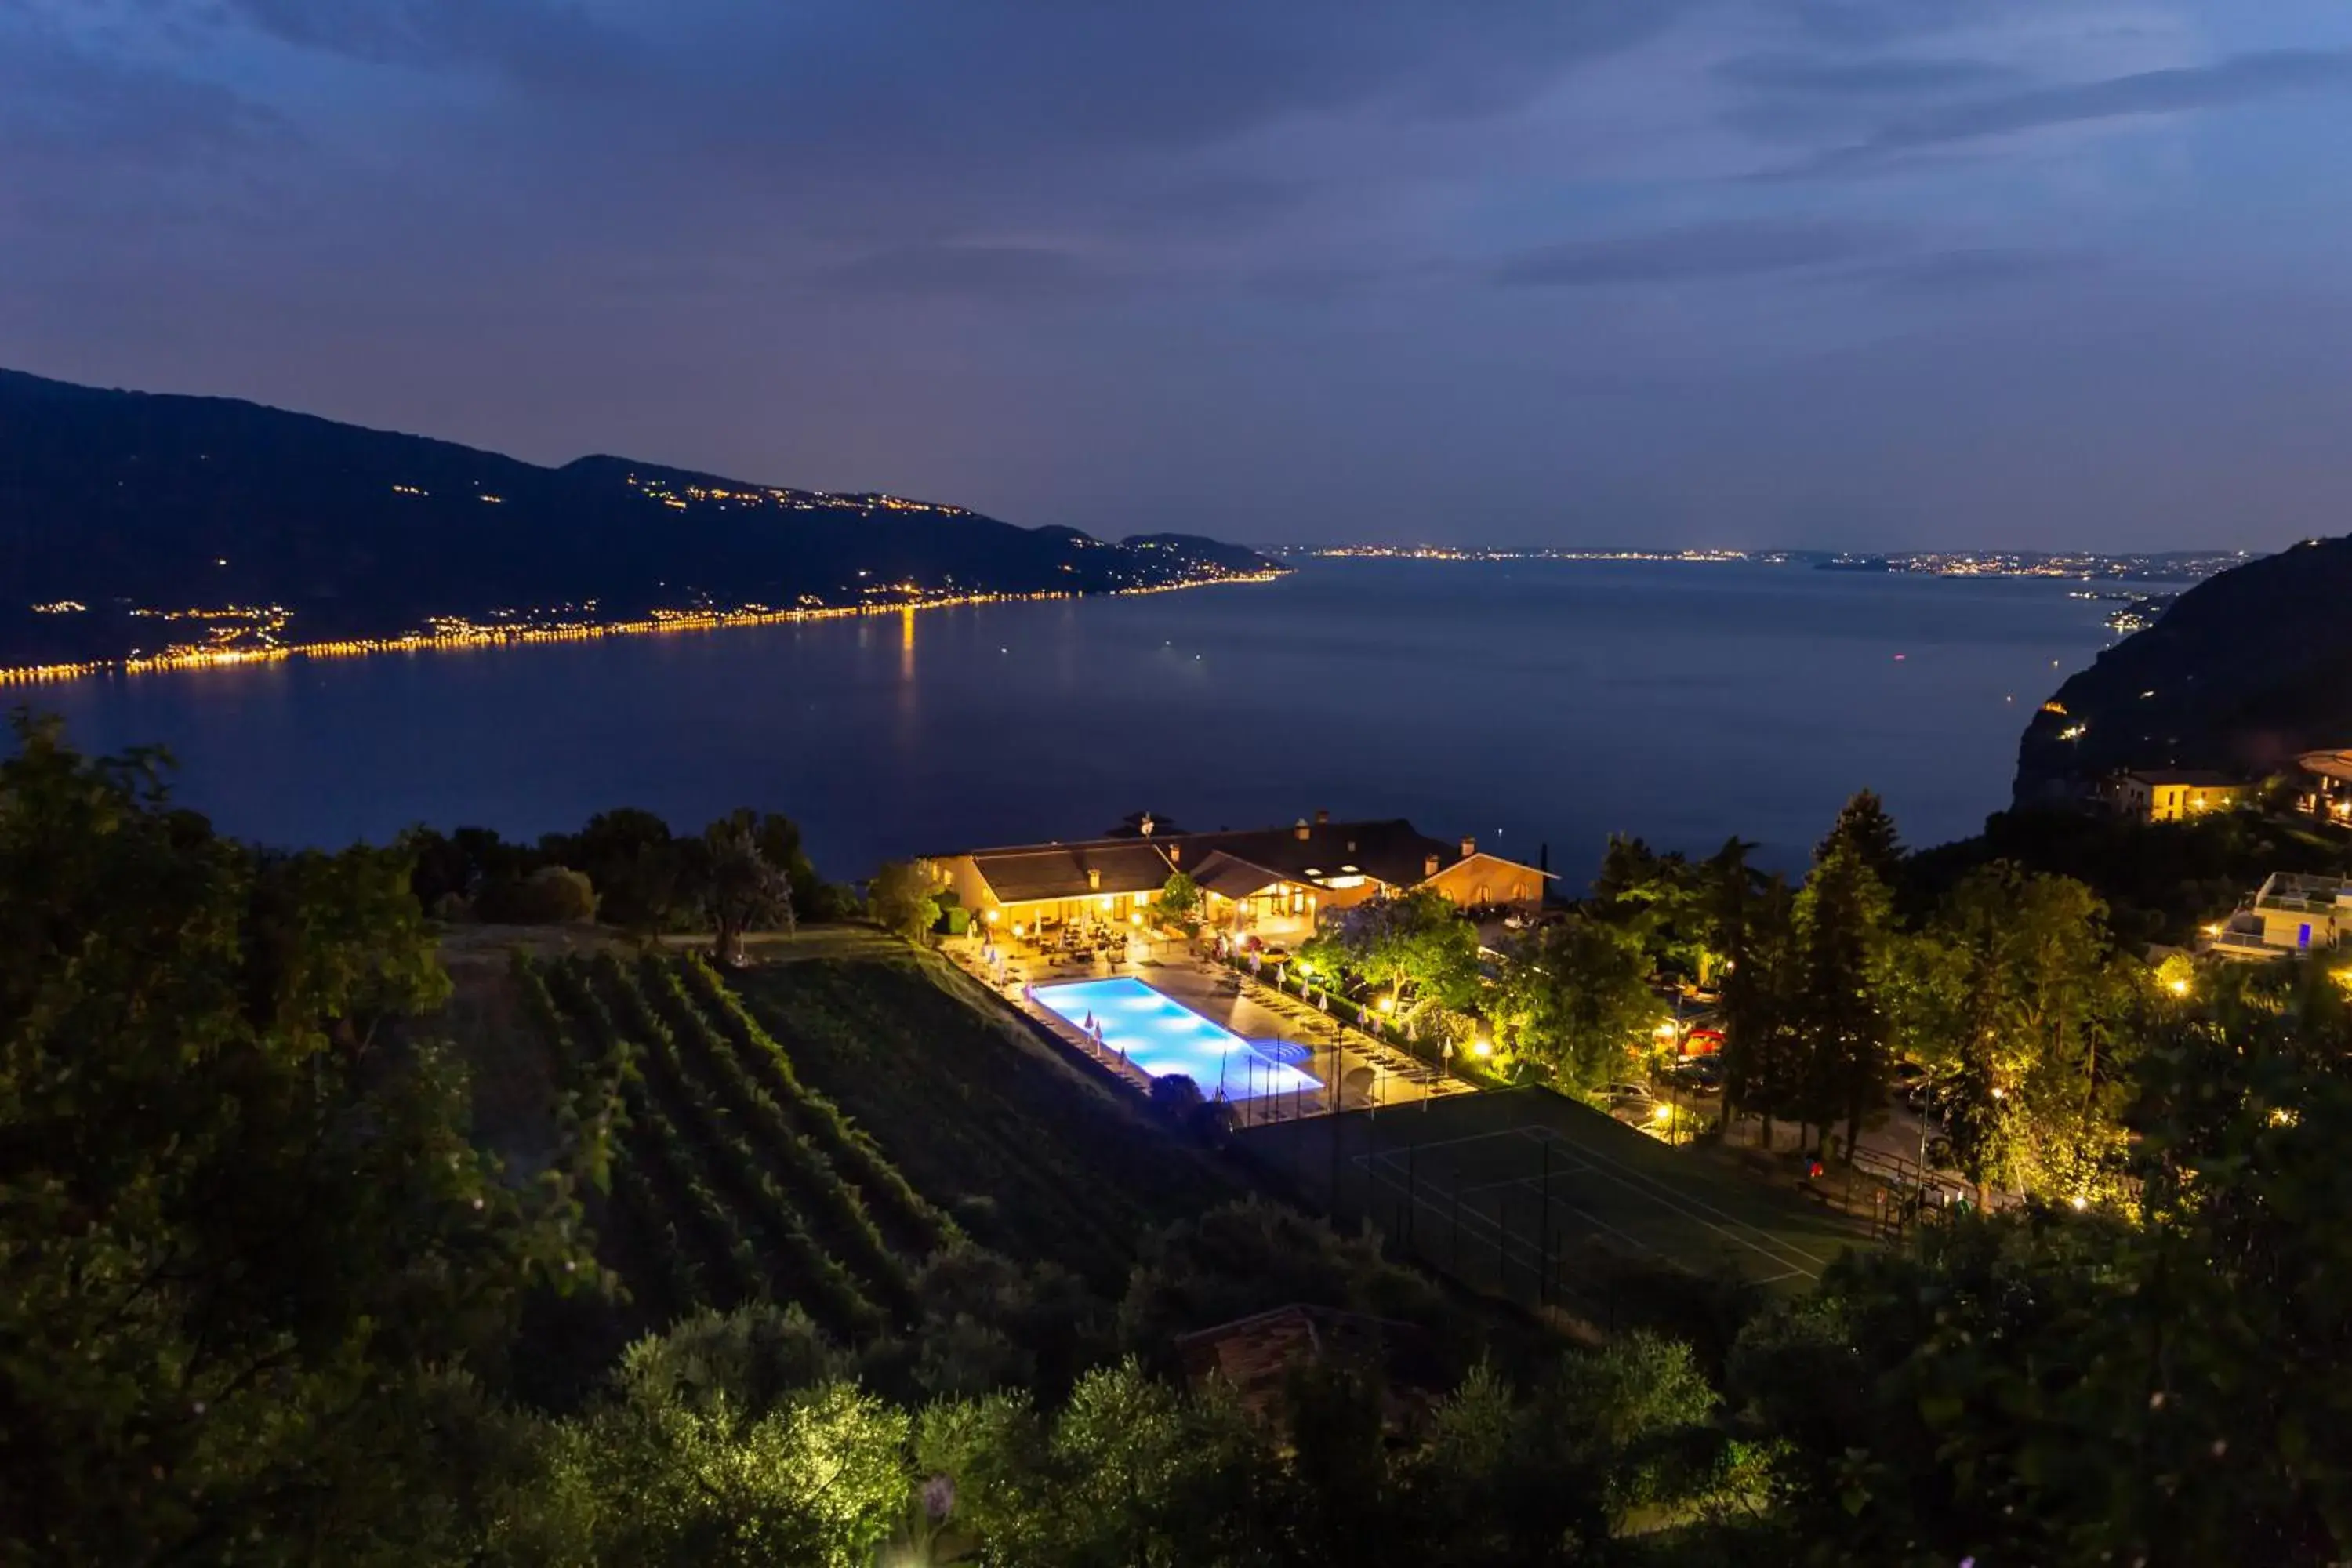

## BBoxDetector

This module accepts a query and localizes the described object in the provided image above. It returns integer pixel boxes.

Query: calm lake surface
[33,559,2114,882]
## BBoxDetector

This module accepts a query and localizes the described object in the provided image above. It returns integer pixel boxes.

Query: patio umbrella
[1276,964,1286,986]
[1082,1009,1096,1034]
[1318,992,1329,1013]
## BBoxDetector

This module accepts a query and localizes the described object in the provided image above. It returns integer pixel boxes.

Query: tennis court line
[1356,1127,1552,1161]
[1516,1125,1841,1278]
[1366,1141,1595,1185]
[1353,1154,1686,1278]
[1512,1126,1844,1279]
[1355,1126,1825,1282]
[1345,1118,1847,1286]
[1457,1172,1818,1288]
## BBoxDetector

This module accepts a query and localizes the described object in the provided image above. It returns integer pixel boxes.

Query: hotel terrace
[938,811,1548,941]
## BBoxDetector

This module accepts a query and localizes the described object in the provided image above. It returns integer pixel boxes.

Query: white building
[2206,872,2352,960]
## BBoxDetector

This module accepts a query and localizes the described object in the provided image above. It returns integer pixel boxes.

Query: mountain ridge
[0,367,1278,669]
[2013,533,2352,804]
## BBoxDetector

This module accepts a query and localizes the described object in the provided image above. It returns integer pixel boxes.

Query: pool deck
[948,935,1465,1126]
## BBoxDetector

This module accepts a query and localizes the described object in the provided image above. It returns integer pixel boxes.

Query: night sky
[8,2,2352,550]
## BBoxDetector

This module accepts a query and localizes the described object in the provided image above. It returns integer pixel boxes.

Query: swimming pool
[1032,977,1321,1102]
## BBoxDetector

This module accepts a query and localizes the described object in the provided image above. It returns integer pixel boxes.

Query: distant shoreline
[0,570,1286,690]
[1269,546,2248,584]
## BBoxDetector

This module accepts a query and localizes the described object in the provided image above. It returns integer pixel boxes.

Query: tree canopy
[0,714,587,1563]
[869,858,946,942]
[1493,912,1657,1090]
[1300,887,1481,1027]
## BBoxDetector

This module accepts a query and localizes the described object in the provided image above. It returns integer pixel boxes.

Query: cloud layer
[5,0,2352,550]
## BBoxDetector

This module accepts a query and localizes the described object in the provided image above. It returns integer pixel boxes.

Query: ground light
[1471,1038,1492,1058]
[2168,977,2191,996]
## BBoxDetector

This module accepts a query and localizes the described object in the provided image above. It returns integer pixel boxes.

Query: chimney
[1424,854,1439,878]
[1087,866,1102,891]
[1294,818,1311,841]
[1460,836,1476,858]
[1315,808,1330,826]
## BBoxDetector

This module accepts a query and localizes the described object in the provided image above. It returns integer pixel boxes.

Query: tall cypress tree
[1794,794,1901,1160]
[1720,870,1798,1147]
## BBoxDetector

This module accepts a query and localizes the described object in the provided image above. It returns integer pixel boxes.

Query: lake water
[29,559,2114,884]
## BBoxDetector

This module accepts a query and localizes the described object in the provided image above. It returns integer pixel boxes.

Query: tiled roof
[2299,750,2352,785]
[1185,849,1286,900]
[967,840,1173,902]
[1179,818,1456,890]
[956,815,1547,905]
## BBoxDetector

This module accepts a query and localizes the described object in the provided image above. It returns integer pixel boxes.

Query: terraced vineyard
[521,939,1243,1334]
[725,944,1245,1289]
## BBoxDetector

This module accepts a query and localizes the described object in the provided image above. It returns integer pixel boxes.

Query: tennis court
[1241,1087,1867,1317]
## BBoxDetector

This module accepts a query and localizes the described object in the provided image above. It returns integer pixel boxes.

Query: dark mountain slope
[0,368,1275,665]
[2014,535,2352,803]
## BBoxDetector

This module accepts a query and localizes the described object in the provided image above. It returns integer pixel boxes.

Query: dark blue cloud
[3,2,2351,552]
[0,21,286,157]
[1857,247,2098,293]
[821,243,1117,300]
[201,0,619,82]
[1714,53,2019,97]
[1783,49,2352,176]
[1495,219,1894,288]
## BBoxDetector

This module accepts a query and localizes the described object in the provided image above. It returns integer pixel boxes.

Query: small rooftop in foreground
[2253,871,2352,913]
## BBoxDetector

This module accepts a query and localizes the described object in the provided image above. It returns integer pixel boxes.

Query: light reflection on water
[29,559,2111,883]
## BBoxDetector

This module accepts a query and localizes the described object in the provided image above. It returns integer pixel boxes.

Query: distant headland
[0,368,1281,682]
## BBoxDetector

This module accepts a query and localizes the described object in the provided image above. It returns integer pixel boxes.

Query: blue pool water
[1032,977,1320,1102]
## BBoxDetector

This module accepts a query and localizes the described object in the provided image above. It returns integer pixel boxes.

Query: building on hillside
[936,810,1548,939]
[2293,750,2352,826]
[1173,1304,1442,1433]
[2205,871,2352,960]
[2106,768,2246,822]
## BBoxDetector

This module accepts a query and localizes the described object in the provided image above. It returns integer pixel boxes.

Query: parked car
[1668,1055,1724,1095]
[1601,1081,1664,1127]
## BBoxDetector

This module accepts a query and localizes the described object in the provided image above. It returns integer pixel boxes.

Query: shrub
[481,864,599,924]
